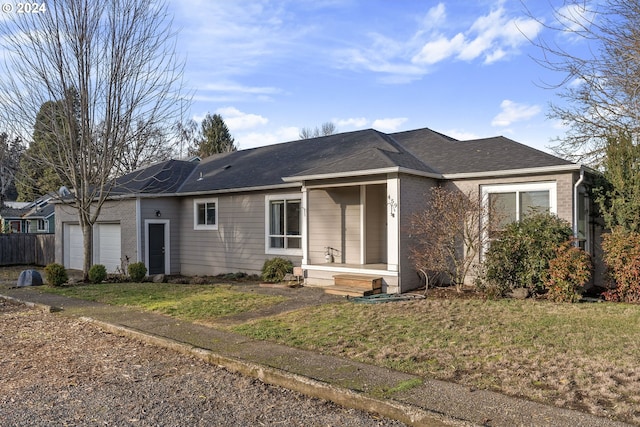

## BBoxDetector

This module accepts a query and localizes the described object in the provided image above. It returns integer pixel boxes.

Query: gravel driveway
[1,300,406,426]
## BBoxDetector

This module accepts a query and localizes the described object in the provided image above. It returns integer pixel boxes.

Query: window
[266,194,302,254]
[483,182,556,237]
[37,219,47,232]
[193,198,218,230]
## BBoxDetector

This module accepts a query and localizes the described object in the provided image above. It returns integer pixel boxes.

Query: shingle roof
[110,159,198,195]
[105,127,578,197]
[391,130,573,174]
[179,129,438,193]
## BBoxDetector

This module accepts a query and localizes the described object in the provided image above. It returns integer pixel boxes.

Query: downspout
[573,167,585,243]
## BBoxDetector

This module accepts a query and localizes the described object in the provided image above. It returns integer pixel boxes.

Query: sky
[0,1,592,155]
[165,0,593,154]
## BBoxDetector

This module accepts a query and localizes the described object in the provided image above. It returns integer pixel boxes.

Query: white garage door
[63,224,84,271]
[94,223,121,273]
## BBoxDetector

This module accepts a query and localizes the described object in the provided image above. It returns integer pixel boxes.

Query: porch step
[324,274,383,297]
[324,285,382,297]
[333,274,383,290]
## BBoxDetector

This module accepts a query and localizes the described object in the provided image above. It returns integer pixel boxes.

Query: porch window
[266,195,302,255]
[193,198,218,230]
[483,182,556,237]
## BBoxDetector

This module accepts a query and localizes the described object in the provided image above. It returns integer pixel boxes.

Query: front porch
[303,263,399,295]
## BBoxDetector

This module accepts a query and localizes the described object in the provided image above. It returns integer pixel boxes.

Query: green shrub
[544,240,591,303]
[261,257,293,283]
[128,262,147,282]
[44,263,68,287]
[601,227,640,302]
[480,212,573,297]
[88,264,107,284]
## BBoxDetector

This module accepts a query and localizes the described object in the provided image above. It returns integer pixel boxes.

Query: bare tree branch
[0,0,188,278]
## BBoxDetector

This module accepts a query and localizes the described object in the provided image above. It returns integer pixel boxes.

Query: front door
[148,223,165,275]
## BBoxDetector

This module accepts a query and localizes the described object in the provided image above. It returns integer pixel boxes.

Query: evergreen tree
[190,113,237,157]
[594,129,640,232]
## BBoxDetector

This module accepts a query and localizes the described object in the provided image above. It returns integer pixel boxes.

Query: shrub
[44,263,68,287]
[88,264,107,284]
[544,240,592,303]
[261,257,293,283]
[128,262,147,282]
[601,227,640,302]
[480,212,573,297]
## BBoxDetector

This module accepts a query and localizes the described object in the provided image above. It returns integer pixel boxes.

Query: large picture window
[483,182,556,237]
[266,194,302,255]
[193,198,218,230]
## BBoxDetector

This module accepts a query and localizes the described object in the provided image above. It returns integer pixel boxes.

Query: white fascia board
[282,167,442,183]
[443,164,582,180]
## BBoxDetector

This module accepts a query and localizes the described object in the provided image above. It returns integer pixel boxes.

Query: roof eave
[442,164,582,180]
[282,167,442,183]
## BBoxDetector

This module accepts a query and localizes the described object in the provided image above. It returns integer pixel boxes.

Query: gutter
[573,167,585,242]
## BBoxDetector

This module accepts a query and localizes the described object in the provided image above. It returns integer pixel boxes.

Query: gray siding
[308,187,360,264]
[399,174,438,292]
[139,198,182,274]
[179,190,302,276]
[365,184,386,263]
[54,199,137,271]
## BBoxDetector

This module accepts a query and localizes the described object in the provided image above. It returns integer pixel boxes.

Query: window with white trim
[482,182,557,237]
[37,219,47,232]
[193,198,218,230]
[265,194,302,255]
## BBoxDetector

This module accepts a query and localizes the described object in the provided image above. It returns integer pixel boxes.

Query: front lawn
[22,275,640,424]
[233,298,640,424]
[46,282,287,323]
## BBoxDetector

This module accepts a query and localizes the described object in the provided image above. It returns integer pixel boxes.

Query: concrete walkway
[1,286,631,427]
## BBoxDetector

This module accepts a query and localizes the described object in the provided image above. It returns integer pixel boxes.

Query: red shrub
[602,227,640,303]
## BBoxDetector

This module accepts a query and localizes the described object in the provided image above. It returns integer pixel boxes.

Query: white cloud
[444,129,481,141]
[334,117,368,128]
[371,117,408,132]
[556,3,596,34]
[215,107,268,131]
[237,127,300,150]
[413,33,465,65]
[491,100,541,127]
[413,3,543,66]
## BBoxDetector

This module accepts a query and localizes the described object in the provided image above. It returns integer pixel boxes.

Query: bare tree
[409,186,497,293]
[529,0,640,166]
[299,122,337,139]
[0,133,23,205]
[0,0,186,279]
[117,120,176,174]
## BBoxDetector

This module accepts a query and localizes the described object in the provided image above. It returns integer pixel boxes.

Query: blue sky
[168,1,586,153]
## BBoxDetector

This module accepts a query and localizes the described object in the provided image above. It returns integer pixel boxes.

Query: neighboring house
[0,197,55,234]
[54,127,600,293]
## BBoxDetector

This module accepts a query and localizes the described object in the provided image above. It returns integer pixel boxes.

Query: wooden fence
[0,234,55,266]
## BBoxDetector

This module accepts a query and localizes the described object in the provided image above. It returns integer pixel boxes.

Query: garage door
[63,224,84,271]
[94,223,121,273]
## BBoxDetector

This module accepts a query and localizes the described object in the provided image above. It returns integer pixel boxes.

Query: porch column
[386,175,399,272]
[301,184,309,265]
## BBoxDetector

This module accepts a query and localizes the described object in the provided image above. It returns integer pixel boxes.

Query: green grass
[232,298,640,423]
[46,282,286,322]
[26,275,640,423]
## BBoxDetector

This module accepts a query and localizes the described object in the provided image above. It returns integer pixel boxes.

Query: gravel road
[1,300,406,426]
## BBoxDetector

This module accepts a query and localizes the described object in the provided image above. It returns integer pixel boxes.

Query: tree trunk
[81,220,93,281]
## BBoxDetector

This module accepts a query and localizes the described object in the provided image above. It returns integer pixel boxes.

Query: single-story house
[54,127,601,293]
[1,197,55,234]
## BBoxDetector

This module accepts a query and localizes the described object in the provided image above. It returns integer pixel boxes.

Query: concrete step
[324,285,382,297]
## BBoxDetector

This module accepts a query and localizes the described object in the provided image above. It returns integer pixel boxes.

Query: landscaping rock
[509,287,529,299]
[16,270,43,287]
[152,274,166,283]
